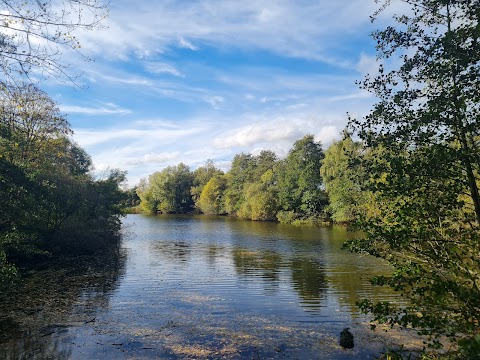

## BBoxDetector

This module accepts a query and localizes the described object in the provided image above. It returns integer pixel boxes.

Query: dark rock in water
[340,328,354,349]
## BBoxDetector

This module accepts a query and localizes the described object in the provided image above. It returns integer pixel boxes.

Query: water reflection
[0,215,407,359]
[143,215,390,316]
[232,248,282,282]
[290,258,326,309]
[0,248,126,360]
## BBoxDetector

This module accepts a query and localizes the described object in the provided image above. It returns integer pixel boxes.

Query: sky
[38,0,402,186]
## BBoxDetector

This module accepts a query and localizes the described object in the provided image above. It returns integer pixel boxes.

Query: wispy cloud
[178,37,198,51]
[204,96,224,109]
[124,151,181,166]
[74,122,205,147]
[101,74,153,86]
[76,1,380,65]
[60,102,131,115]
[144,62,185,77]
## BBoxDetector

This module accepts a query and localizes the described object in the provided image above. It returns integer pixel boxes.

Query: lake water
[0,214,413,359]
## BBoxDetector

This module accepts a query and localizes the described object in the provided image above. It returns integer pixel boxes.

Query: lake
[0,214,415,359]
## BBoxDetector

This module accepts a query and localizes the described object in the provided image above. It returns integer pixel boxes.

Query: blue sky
[40,0,402,186]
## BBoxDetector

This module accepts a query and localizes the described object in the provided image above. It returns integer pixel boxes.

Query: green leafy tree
[321,134,366,223]
[0,84,72,167]
[122,186,141,209]
[197,175,228,215]
[224,150,279,218]
[224,153,256,215]
[277,135,328,219]
[139,163,194,214]
[47,168,127,255]
[191,160,224,211]
[0,84,126,282]
[238,169,279,221]
[136,177,158,214]
[347,0,480,356]
[253,150,278,179]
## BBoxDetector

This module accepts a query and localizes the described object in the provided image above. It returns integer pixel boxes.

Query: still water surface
[0,214,410,359]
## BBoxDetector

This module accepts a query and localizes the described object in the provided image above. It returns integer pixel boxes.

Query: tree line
[133,133,378,226]
[134,134,342,224]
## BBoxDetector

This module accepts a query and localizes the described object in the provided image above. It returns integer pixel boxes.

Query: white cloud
[213,119,301,149]
[356,53,382,77]
[145,62,185,77]
[60,102,131,115]
[101,74,153,86]
[211,109,350,153]
[178,37,198,51]
[73,121,205,147]
[315,125,340,145]
[124,151,181,166]
[204,96,225,109]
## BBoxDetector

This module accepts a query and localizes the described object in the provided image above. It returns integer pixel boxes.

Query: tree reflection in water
[290,258,326,309]
[0,248,126,359]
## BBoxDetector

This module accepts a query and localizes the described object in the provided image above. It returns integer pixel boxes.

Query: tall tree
[191,160,223,210]
[0,83,125,278]
[136,177,157,214]
[224,153,256,215]
[238,169,279,221]
[321,134,365,223]
[196,175,228,215]
[277,135,327,218]
[348,0,480,356]
[0,83,71,166]
[253,150,278,179]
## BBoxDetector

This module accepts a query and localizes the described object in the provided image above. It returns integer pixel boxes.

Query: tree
[136,177,157,214]
[0,0,108,82]
[277,135,327,219]
[348,0,480,356]
[0,83,72,165]
[224,153,256,215]
[191,160,223,211]
[321,134,365,223]
[253,150,278,179]
[122,186,141,209]
[196,175,227,215]
[0,83,125,282]
[139,164,194,214]
[238,169,279,221]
